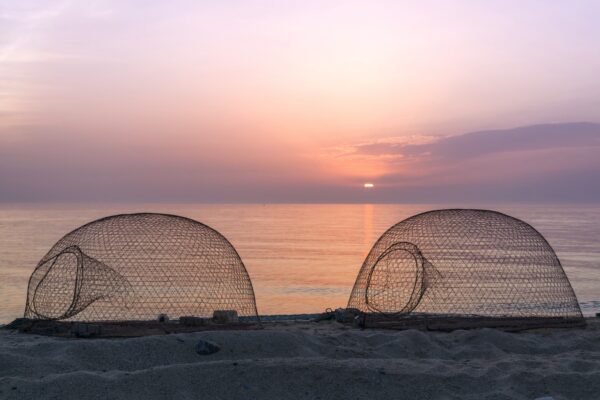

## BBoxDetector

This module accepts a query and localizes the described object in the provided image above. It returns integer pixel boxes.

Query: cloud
[337,122,600,202]
[353,122,600,160]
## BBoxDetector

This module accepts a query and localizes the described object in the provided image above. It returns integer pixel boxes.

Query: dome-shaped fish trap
[347,209,584,330]
[24,213,259,323]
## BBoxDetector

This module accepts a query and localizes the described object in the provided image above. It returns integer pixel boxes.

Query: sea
[1,203,599,324]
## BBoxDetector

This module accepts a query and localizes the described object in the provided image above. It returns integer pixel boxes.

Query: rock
[196,339,220,355]
[157,314,169,323]
[534,397,554,400]
[2,318,33,331]
[212,310,239,324]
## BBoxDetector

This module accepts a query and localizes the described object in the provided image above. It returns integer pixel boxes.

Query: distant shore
[1,317,599,399]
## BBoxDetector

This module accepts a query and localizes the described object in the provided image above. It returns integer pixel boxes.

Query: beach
[3,1,600,399]
[1,318,599,400]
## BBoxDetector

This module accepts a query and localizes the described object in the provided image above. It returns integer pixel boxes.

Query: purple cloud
[355,122,600,160]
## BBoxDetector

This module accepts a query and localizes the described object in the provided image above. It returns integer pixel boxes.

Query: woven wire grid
[24,213,259,322]
[348,209,583,320]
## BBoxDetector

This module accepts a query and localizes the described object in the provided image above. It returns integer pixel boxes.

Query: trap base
[4,318,261,338]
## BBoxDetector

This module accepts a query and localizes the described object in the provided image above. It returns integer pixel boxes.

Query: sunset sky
[1,1,600,202]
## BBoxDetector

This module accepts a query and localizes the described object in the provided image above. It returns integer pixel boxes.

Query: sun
[364,183,374,188]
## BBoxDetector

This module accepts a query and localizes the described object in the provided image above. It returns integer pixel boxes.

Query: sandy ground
[1,319,599,400]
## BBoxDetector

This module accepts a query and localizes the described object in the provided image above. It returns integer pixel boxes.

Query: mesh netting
[24,213,259,322]
[348,209,583,320]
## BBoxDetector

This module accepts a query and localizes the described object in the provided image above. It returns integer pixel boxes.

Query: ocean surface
[0,203,599,324]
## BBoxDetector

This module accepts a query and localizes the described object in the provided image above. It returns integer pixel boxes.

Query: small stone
[3,318,33,331]
[196,339,220,355]
[157,314,169,323]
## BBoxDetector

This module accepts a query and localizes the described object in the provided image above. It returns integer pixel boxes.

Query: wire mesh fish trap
[347,209,584,329]
[24,213,259,322]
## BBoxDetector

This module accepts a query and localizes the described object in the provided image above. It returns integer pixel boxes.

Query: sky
[1,0,600,203]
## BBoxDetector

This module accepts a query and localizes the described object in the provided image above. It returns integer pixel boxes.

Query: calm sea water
[0,203,599,323]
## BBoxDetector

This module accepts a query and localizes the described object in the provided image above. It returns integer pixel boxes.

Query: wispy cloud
[0,1,72,63]
[334,134,437,158]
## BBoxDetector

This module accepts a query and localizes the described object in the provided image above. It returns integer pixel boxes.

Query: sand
[1,318,600,400]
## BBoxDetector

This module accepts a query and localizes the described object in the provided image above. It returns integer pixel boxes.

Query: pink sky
[1,1,600,202]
